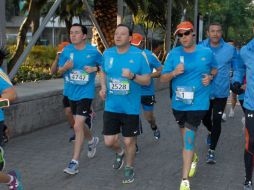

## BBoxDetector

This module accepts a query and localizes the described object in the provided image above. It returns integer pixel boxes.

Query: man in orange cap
[131,33,162,147]
[161,21,217,190]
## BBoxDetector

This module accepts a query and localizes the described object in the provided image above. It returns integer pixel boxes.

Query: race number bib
[69,70,89,85]
[175,86,195,105]
[109,78,130,95]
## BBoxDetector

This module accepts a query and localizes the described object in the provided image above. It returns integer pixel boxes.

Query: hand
[202,74,212,86]
[63,60,73,71]
[173,63,184,76]
[122,68,133,79]
[84,66,96,73]
[99,88,106,100]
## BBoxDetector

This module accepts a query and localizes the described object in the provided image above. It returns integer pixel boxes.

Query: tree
[8,0,47,72]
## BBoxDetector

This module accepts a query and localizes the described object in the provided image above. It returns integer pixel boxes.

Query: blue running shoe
[87,137,99,158]
[206,149,216,164]
[63,161,79,175]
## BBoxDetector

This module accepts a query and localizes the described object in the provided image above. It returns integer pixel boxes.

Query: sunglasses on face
[177,30,192,38]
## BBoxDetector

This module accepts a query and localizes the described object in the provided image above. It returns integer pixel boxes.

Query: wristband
[130,73,136,80]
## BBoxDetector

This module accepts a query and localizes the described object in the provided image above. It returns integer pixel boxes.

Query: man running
[131,33,162,140]
[99,24,150,184]
[232,23,254,190]
[200,23,240,164]
[161,21,217,190]
[58,23,102,175]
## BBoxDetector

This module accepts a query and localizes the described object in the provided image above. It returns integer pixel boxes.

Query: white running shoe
[228,108,235,118]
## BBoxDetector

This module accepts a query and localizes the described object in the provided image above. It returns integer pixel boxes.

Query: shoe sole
[63,169,79,175]
[122,173,135,184]
[113,159,124,170]
[87,138,99,159]
[206,160,216,164]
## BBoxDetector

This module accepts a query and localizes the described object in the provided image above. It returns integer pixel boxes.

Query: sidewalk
[2,89,246,190]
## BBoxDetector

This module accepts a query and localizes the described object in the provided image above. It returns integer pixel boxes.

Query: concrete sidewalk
[1,89,246,190]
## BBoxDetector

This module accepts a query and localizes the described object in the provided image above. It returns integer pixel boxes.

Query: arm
[122,69,151,86]
[151,66,162,78]
[1,87,16,102]
[50,53,60,75]
[99,70,107,100]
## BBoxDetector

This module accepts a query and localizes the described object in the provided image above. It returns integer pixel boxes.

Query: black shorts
[62,96,70,108]
[172,109,207,131]
[141,95,156,106]
[245,109,254,152]
[69,98,93,117]
[103,111,140,137]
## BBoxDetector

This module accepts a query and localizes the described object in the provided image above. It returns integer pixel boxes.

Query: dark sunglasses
[177,30,192,38]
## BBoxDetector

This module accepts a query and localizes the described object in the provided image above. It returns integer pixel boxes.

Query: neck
[210,41,220,48]
[183,44,196,53]
[74,41,86,50]
[117,44,130,54]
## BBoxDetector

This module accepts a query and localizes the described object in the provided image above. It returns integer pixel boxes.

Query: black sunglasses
[177,30,192,38]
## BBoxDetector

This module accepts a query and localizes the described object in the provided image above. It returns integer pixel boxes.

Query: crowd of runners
[0,20,254,190]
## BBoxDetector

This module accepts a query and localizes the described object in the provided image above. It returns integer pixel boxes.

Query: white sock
[117,149,124,156]
[88,137,94,144]
[71,159,79,164]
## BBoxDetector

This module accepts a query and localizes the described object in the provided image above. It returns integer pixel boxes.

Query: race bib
[109,78,130,95]
[175,86,195,105]
[69,70,89,85]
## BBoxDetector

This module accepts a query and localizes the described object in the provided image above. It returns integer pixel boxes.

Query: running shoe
[8,170,24,190]
[180,179,190,190]
[153,129,161,140]
[229,108,235,118]
[222,113,227,122]
[87,137,99,158]
[0,146,5,171]
[113,152,124,170]
[122,166,135,184]
[244,181,252,190]
[206,133,211,146]
[63,161,79,175]
[206,149,216,164]
[189,153,198,177]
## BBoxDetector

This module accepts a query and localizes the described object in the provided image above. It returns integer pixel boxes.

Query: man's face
[114,26,131,48]
[70,26,86,45]
[207,25,222,44]
[178,30,195,48]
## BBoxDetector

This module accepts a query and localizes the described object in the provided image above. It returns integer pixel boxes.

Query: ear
[82,34,87,40]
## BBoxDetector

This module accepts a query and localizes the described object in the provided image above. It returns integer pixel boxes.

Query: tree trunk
[8,0,46,73]
[93,0,117,52]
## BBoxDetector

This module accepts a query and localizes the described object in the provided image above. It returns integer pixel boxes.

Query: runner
[232,24,254,189]
[161,21,217,190]
[51,42,95,142]
[0,49,23,190]
[131,33,162,140]
[200,23,240,164]
[58,23,102,175]
[99,24,150,183]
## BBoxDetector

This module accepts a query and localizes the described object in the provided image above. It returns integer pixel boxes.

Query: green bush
[8,45,61,84]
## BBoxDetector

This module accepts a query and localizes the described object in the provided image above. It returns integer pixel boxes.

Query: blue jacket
[200,38,240,98]
[234,38,254,110]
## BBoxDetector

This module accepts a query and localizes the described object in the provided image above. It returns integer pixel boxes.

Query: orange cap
[58,41,70,52]
[131,33,143,46]
[174,21,194,35]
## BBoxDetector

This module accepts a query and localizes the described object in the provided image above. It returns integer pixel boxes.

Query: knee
[104,136,117,147]
[123,137,135,148]
[184,130,195,151]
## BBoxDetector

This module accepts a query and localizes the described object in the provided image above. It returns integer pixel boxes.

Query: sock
[88,137,94,144]
[71,159,79,164]
[7,175,14,184]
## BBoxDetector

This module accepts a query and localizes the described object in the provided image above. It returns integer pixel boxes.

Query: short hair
[71,23,87,35]
[0,47,8,66]
[207,22,222,31]
[116,24,133,36]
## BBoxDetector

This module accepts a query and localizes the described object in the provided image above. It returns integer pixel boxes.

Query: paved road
[1,89,246,190]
